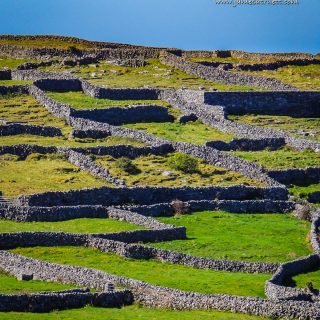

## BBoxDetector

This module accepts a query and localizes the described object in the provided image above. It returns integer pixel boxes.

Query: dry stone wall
[160,51,297,90]
[0,123,62,137]
[0,289,133,312]
[18,185,288,207]
[1,251,320,319]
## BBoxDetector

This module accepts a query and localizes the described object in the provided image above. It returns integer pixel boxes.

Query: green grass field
[124,120,234,144]
[232,147,320,170]
[42,58,261,91]
[0,304,267,320]
[229,114,320,142]
[151,211,311,263]
[0,92,145,147]
[46,91,169,110]
[240,64,320,91]
[0,39,95,50]
[0,153,109,196]
[0,80,32,86]
[0,218,140,234]
[290,268,320,290]
[0,270,76,294]
[0,93,73,135]
[0,134,145,147]
[0,57,36,69]
[11,246,270,298]
[289,184,320,201]
[95,153,262,187]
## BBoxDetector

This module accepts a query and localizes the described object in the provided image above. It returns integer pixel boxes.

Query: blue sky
[0,0,319,53]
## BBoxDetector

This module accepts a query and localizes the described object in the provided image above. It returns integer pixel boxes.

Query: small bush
[167,153,198,174]
[68,45,80,54]
[115,157,140,174]
[0,154,20,162]
[171,199,190,215]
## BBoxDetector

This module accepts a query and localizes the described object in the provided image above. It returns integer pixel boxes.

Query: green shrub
[68,45,80,54]
[115,157,140,174]
[167,153,198,173]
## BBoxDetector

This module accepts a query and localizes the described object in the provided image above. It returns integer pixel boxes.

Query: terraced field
[0,35,320,319]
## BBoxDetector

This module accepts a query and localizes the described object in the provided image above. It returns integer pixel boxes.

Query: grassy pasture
[232,147,320,170]
[152,211,311,263]
[0,153,109,196]
[229,114,320,142]
[95,153,262,187]
[12,246,270,298]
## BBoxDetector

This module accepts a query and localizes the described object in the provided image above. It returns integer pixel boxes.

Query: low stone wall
[0,289,133,312]
[182,49,315,61]
[0,70,11,80]
[265,255,320,301]
[196,59,320,72]
[309,192,320,204]
[29,84,73,119]
[73,105,173,125]
[0,204,107,222]
[0,144,57,158]
[124,200,295,217]
[161,89,320,152]
[310,212,320,254]
[33,78,81,91]
[206,138,285,151]
[0,84,29,95]
[62,149,126,187]
[160,51,297,90]
[18,185,288,207]
[0,123,62,137]
[69,144,173,158]
[204,91,320,117]
[268,167,320,186]
[235,58,320,72]
[0,200,294,223]
[81,80,160,100]
[71,129,111,139]
[12,70,76,81]
[1,251,319,319]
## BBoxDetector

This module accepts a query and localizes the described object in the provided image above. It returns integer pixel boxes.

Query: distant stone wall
[204,91,320,117]
[33,78,81,91]
[195,58,320,72]
[160,51,297,90]
[0,123,62,137]
[18,185,288,207]
[161,89,320,152]
[182,49,315,61]
[81,80,160,100]
[12,70,76,81]
[206,138,285,151]
[268,167,320,186]
[0,144,57,158]
[73,105,173,125]
[0,84,29,95]
[69,144,173,158]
